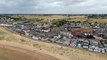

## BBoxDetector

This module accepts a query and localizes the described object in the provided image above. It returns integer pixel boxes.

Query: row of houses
[11,22,107,53]
[1,17,107,53]
[0,17,14,23]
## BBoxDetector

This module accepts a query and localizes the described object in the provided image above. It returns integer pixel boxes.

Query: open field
[87,18,107,23]
[0,27,107,60]
[12,15,107,23]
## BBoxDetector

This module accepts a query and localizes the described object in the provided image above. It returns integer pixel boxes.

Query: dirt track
[0,44,60,60]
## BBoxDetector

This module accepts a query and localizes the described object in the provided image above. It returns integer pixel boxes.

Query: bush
[20,39,26,42]
[52,19,67,27]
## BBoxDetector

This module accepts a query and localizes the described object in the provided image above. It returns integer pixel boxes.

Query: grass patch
[0,36,4,40]
[0,32,5,35]
[20,39,26,42]
[33,44,39,47]
[0,31,5,40]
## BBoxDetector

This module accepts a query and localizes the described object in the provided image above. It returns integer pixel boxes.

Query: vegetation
[52,19,67,27]
[10,15,107,23]
[87,14,107,19]
[0,32,5,40]
[27,18,43,23]
[103,40,107,44]
[20,39,26,42]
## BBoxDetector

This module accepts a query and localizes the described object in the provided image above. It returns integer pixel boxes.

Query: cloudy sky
[0,0,107,14]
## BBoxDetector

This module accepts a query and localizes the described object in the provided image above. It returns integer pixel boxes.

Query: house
[63,40,71,46]
[0,17,13,23]
[24,31,30,36]
[82,40,90,49]
[49,38,58,43]
[88,46,106,53]
[88,45,95,51]
[40,37,49,41]
[70,40,77,47]
[53,35,61,39]
[63,36,71,40]
[93,46,100,52]
[41,29,50,32]
[94,36,103,40]
[92,26,100,29]
[60,31,73,37]
[76,40,84,48]
[101,48,106,53]
[68,22,82,28]
[41,27,51,33]
[76,43,82,48]
[0,24,13,27]
[71,29,83,37]
[32,35,39,40]
[88,45,101,52]
[56,39,65,44]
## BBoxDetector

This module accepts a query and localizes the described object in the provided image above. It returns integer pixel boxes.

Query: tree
[52,19,67,27]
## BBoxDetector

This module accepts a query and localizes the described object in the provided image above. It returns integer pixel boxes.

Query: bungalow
[76,43,82,48]
[92,26,100,29]
[82,40,90,49]
[88,46,106,53]
[101,48,106,53]
[54,35,61,39]
[32,36,39,40]
[0,17,13,23]
[49,38,58,43]
[70,40,77,47]
[40,37,49,41]
[41,29,50,32]
[94,46,101,52]
[0,24,13,27]
[56,39,65,44]
[41,27,51,33]
[71,29,83,37]
[60,31,73,37]
[63,40,71,46]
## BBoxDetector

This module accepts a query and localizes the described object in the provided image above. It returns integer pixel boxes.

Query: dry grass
[88,19,107,23]
[12,15,86,22]
[12,15,107,23]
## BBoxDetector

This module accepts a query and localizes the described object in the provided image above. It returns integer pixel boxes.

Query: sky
[0,0,107,14]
